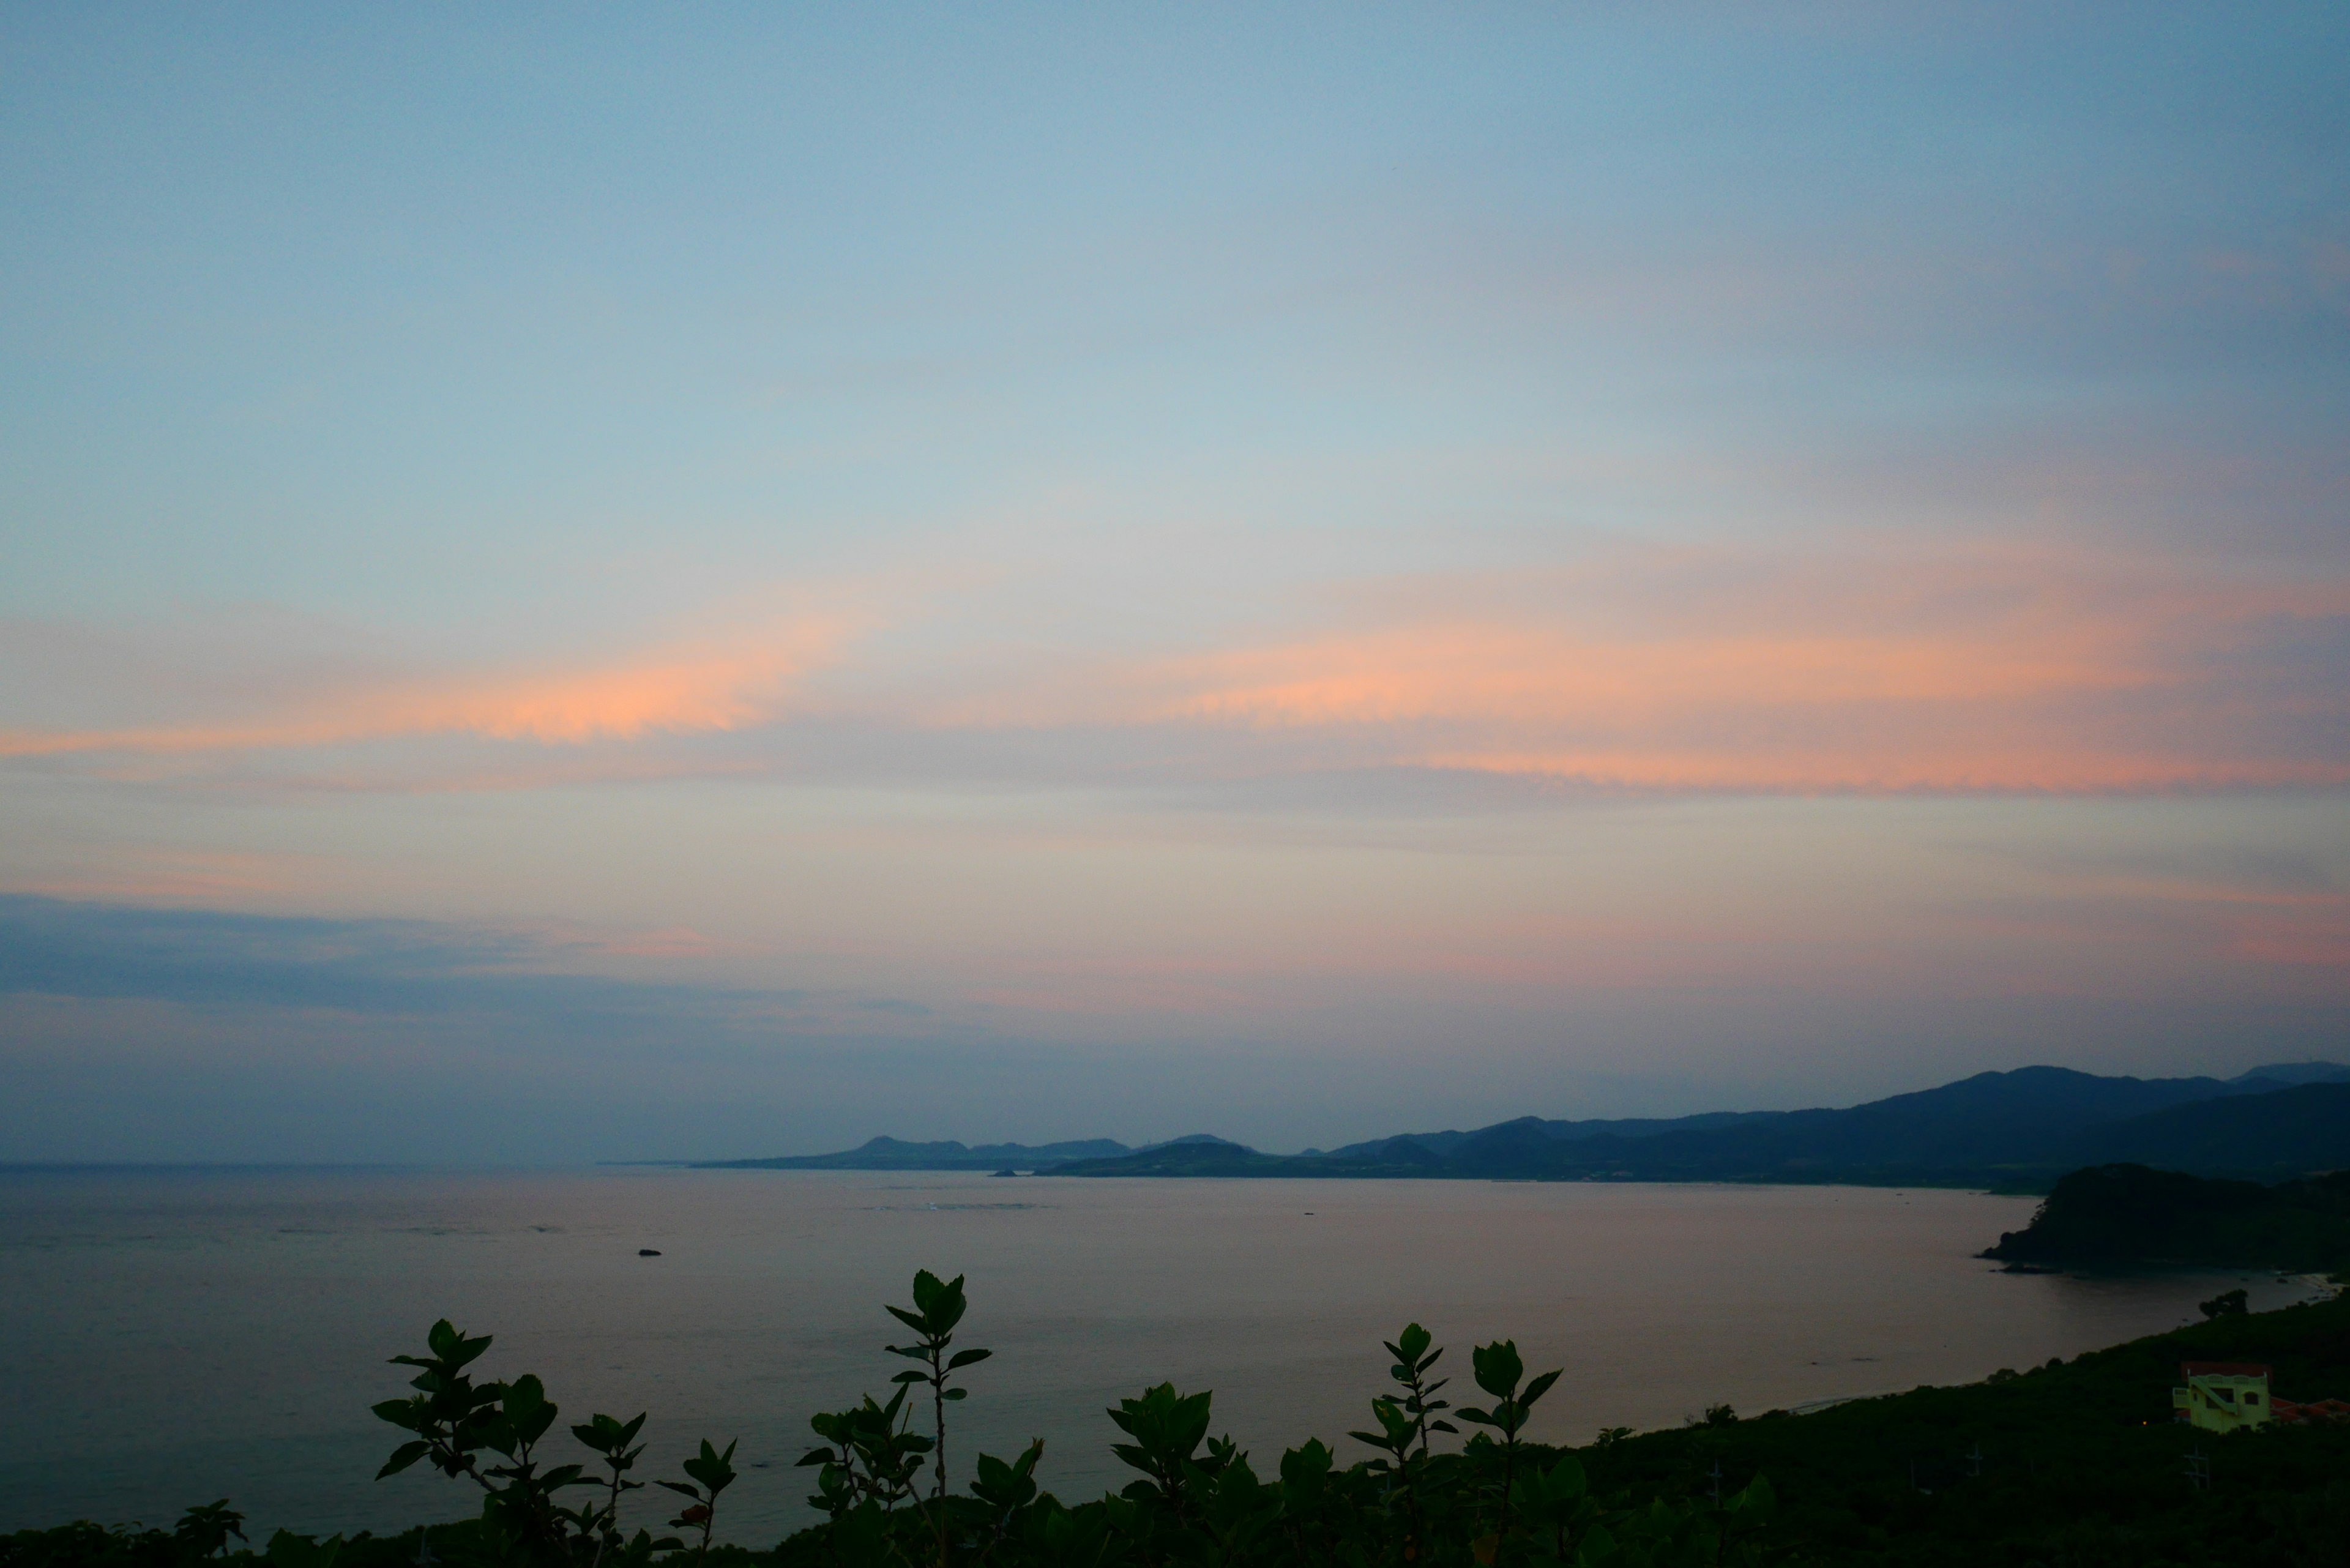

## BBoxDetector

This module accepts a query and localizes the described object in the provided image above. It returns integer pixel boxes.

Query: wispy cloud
[0,610,865,763]
[4,540,2343,799]
[0,894,925,1030]
[942,540,2350,796]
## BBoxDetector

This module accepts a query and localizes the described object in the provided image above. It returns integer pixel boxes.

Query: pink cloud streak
[0,616,860,761]
[1091,543,2350,794]
[4,541,2343,799]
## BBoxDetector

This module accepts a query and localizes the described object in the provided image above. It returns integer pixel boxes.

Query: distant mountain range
[696,1132,1224,1173]
[690,1062,2350,1185]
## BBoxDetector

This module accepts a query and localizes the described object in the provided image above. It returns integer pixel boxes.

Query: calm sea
[0,1167,2318,1544]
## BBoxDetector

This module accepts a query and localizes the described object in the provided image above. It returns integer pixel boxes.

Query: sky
[2,4,2346,1162]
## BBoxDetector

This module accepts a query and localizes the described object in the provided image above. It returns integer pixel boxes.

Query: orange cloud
[1081,543,2350,794]
[5,540,2342,799]
[0,614,859,762]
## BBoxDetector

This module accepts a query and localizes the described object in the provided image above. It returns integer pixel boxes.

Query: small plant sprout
[1106,1383,1217,1521]
[656,1438,737,1566]
[1349,1323,1457,1549]
[886,1269,991,1565]
[799,1386,931,1519]
[1455,1338,1561,1541]
[171,1501,245,1558]
[563,1411,649,1556]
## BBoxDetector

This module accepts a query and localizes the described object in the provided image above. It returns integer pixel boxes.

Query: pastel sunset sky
[3,4,2345,1160]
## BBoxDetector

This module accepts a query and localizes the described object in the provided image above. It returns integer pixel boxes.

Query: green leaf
[376,1441,431,1479]
[909,1271,969,1334]
[371,1399,423,1432]
[947,1348,992,1370]
[1472,1340,1523,1400]
[1280,1438,1334,1507]
[425,1321,492,1370]
[1521,1368,1562,1408]
[502,1373,556,1444]
[707,1438,739,1492]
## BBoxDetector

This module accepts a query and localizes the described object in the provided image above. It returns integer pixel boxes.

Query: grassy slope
[1580,1290,2350,1565]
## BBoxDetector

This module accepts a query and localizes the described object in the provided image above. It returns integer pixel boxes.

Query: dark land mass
[1564,1288,2350,1566]
[1045,1069,2350,1186]
[1319,1108,1786,1160]
[692,1132,1253,1173]
[694,1135,1134,1171]
[1986,1162,2350,1272]
[2079,1083,2350,1175]
[689,1063,2350,1187]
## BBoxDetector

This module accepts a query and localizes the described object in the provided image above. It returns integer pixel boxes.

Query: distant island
[683,1062,2350,1187]
[693,1135,1138,1173]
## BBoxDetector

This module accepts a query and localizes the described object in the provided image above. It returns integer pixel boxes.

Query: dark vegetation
[697,1066,2350,1187]
[1985,1164,2350,1272]
[13,1260,2350,1566]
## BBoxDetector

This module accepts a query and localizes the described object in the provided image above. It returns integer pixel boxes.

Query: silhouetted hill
[2233,1062,2350,1087]
[2081,1083,2350,1178]
[688,1064,2350,1182]
[695,1135,1131,1171]
[1322,1109,1785,1160]
[1047,1138,1289,1177]
[1511,1066,2250,1179]
[1983,1162,2350,1269]
[1048,1069,2342,1184]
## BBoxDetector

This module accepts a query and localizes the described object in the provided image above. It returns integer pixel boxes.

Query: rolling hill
[1046,1069,2347,1184]
[694,1064,2350,1185]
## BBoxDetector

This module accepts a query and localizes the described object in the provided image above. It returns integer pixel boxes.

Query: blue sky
[2,4,2345,1160]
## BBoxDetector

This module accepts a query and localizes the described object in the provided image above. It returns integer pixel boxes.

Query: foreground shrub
[352,1271,1772,1567]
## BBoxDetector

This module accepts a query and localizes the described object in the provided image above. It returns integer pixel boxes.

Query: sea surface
[0,1166,2322,1545]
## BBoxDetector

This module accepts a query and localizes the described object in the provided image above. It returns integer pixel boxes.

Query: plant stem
[932,1342,950,1568]
[1496,1407,1517,1542]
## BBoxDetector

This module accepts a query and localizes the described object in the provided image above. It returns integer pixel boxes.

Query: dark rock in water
[990,1168,1020,1177]
[638,1248,662,1256]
